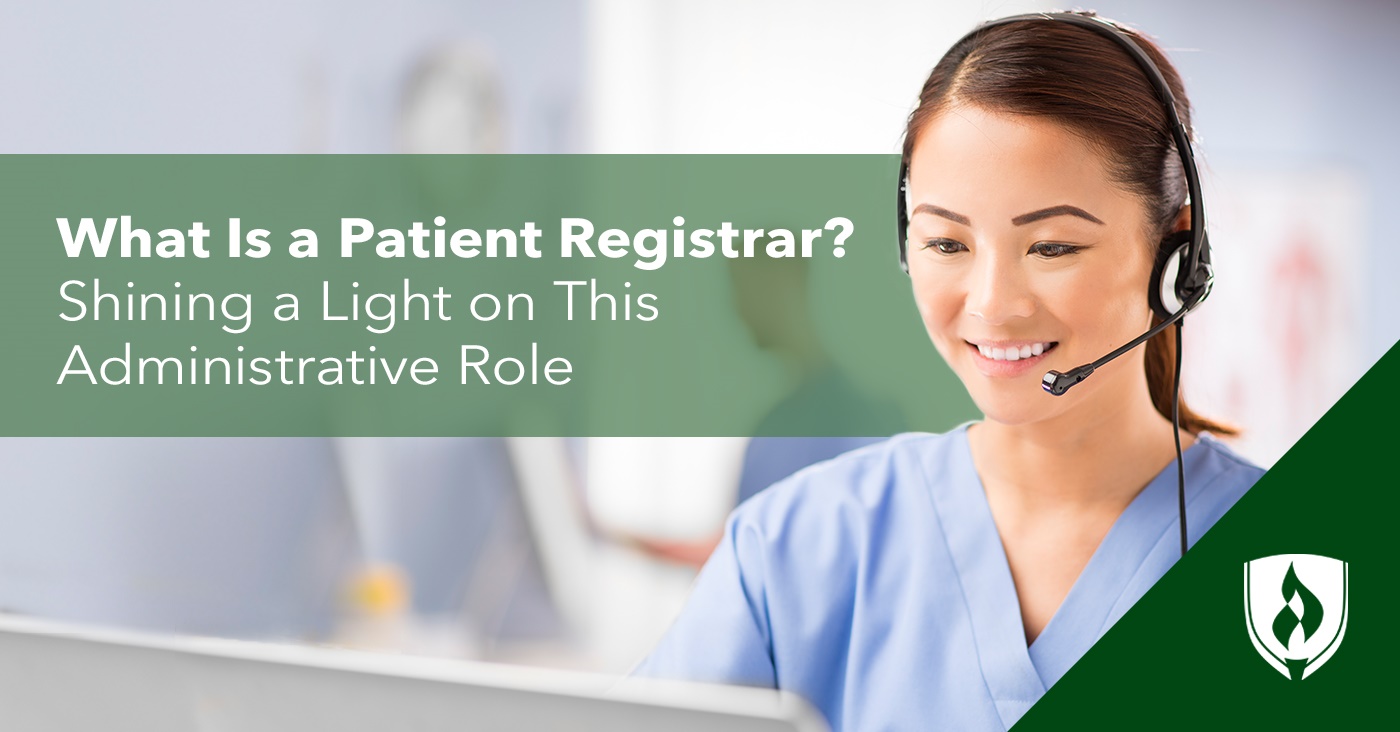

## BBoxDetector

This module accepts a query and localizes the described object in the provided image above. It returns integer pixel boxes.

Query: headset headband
[897,11,1211,312]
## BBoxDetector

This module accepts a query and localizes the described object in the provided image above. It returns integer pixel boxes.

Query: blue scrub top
[633,423,1265,731]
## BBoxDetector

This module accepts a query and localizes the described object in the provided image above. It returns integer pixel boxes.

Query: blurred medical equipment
[334,437,562,658]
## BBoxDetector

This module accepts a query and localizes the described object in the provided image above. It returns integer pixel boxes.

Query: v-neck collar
[921,421,1213,727]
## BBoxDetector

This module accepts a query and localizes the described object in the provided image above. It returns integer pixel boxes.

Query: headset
[896,11,1214,557]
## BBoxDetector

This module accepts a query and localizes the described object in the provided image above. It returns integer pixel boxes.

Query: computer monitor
[0,614,828,732]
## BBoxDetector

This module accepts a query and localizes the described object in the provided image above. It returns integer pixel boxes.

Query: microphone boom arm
[1041,305,1188,396]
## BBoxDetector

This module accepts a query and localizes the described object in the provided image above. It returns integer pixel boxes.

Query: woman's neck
[967,385,1196,514]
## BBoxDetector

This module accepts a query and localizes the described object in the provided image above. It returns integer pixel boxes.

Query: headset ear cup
[1182,230,1214,307]
[896,162,910,274]
[1148,230,1193,321]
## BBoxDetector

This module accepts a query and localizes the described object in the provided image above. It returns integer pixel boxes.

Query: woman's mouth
[965,340,1059,378]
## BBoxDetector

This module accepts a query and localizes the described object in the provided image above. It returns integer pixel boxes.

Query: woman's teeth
[976,342,1055,361]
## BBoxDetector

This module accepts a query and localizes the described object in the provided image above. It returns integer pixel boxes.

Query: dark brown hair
[902,10,1237,436]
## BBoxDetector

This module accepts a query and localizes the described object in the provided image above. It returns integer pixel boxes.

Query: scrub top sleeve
[630,510,778,689]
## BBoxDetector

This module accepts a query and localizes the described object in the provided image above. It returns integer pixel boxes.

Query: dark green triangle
[1015,339,1398,729]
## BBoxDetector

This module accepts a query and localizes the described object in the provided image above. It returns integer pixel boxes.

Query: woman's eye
[922,238,967,255]
[1030,242,1080,258]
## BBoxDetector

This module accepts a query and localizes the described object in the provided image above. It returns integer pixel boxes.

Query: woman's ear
[1172,204,1192,233]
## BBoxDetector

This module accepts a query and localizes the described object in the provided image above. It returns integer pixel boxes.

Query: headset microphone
[1040,281,1197,396]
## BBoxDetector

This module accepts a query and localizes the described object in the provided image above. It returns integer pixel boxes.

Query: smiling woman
[905,105,1163,426]
[632,11,1265,732]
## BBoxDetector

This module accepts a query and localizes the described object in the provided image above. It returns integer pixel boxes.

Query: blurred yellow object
[345,563,409,618]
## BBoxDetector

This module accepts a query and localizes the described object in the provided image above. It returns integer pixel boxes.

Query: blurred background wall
[1,0,1395,673]
[0,0,585,154]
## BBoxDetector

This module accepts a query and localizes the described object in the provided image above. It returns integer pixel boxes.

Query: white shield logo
[1243,554,1348,680]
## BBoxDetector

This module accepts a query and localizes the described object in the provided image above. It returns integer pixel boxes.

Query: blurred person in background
[330,43,567,661]
[630,250,900,569]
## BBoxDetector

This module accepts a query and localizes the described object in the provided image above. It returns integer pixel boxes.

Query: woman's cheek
[1049,268,1148,350]
[912,282,960,354]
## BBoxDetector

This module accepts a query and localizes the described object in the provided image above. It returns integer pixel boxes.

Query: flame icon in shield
[1244,554,1348,680]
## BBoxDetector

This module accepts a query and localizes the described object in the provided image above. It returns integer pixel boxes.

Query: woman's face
[905,104,1157,427]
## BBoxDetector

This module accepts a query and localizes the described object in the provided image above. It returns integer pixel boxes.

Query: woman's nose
[965,253,1035,325]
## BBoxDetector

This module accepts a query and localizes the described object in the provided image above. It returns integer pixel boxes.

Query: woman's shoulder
[1194,432,1267,490]
[728,427,1269,537]
[730,428,965,539]
[715,431,962,605]
[1190,431,1269,518]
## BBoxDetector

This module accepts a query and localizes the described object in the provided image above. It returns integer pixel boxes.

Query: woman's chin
[968,393,1060,428]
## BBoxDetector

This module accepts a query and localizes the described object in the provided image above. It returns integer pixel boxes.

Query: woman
[633,11,1264,731]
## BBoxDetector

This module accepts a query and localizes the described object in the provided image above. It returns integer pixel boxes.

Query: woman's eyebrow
[911,204,970,226]
[1011,205,1104,226]
[911,203,1104,226]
